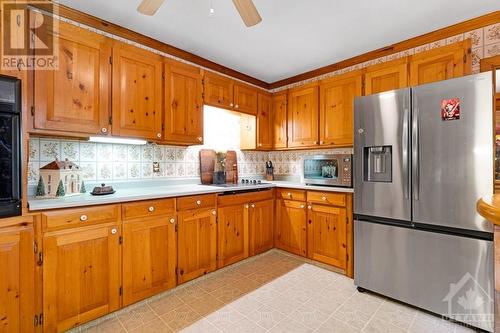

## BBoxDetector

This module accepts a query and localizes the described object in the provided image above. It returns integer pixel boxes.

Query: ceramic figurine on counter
[38,158,84,198]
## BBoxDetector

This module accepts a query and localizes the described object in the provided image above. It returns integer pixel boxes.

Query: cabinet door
[307,204,347,269]
[256,93,273,150]
[319,71,362,147]
[0,225,35,333]
[112,43,163,140]
[34,20,111,135]
[122,216,176,306]
[288,83,319,148]
[234,83,258,115]
[218,204,249,267]
[164,60,203,145]
[275,199,307,257]
[364,58,408,95]
[409,41,471,86]
[203,72,233,109]
[43,223,121,332]
[272,91,288,149]
[249,199,274,256]
[177,208,217,284]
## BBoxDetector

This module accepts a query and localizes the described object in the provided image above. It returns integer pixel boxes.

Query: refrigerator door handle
[412,104,420,201]
[402,107,409,199]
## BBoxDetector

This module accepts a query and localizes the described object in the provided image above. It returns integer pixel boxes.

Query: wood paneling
[287,83,319,148]
[112,42,163,140]
[271,91,288,149]
[307,204,347,269]
[203,72,234,109]
[319,71,362,146]
[177,208,217,284]
[249,199,274,256]
[122,215,176,305]
[233,83,258,115]
[256,92,273,150]
[275,199,307,257]
[409,40,471,86]
[364,58,409,95]
[217,204,249,267]
[43,223,121,332]
[164,60,203,145]
[34,19,111,136]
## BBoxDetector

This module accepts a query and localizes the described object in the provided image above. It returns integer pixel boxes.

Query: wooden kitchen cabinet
[164,60,203,145]
[122,208,176,306]
[275,199,307,256]
[233,83,258,115]
[364,58,409,95]
[319,71,362,147]
[43,223,121,332]
[203,72,234,109]
[272,91,288,149]
[112,42,163,140]
[409,40,471,86]
[34,19,112,136]
[287,83,319,148]
[249,199,274,256]
[177,208,217,284]
[307,204,347,270]
[217,204,249,267]
[0,217,36,333]
[256,92,273,150]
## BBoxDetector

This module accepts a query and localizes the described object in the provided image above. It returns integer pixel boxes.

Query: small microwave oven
[302,154,352,187]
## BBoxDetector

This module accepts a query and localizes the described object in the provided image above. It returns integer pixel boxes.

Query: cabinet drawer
[277,188,306,201]
[177,194,216,211]
[41,205,120,231]
[122,198,176,220]
[307,191,346,206]
[218,189,274,207]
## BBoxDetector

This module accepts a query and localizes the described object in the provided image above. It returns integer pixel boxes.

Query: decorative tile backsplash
[28,137,351,185]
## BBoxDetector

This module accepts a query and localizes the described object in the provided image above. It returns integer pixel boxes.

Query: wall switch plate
[153,161,160,173]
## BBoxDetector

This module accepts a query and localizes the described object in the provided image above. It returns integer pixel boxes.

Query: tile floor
[74,250,478,333]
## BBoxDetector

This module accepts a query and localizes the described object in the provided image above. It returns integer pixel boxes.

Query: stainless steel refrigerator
[354,72,494,332]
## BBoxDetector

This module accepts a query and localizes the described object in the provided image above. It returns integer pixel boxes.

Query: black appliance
[0,76,21,218]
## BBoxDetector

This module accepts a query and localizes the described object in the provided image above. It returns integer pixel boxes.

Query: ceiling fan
[137,0,262,27]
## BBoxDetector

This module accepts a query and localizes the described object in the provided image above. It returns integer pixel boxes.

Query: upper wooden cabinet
[112,42,163,140]
[164,60,203,145]
[34,20,112,135]
[256,92,273,150]
[272,91,288,149]
[319,71,362,147]
[287,83,319,148]
[409,40,471,86]
[249,198,274,256]
[203,72,234,109]
[43,223,121,332]
[0,218,35,333]
[233,83,258,115]
[364,58,409,95]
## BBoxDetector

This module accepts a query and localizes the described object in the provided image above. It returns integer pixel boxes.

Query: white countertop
[28,181,353,211]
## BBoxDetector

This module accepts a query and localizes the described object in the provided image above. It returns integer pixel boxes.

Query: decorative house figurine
[38,159,83,197]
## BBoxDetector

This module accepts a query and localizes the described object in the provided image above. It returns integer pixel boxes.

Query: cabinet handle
[308,205,312,209]
[235,104,239,109]
[169,218,175,224]
[258,143,262,147]
[101,127,108,134]
[251,204,255,208]
[245,204,249,209]
[196,200,201,205]
[148,206,155,212]
[212,210,216,215]
[156,133,162,138]
[321,196,327,201]
[230,103,234,107]
[314,141,318,144]
[319,140,324,144]
[287,192,292,197]
[198,137,203,142]
[80,214,88,222]
[300,204,305,209]
[111,228,117,234]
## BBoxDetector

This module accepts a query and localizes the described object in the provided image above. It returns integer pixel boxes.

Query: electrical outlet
[153,161,160,173]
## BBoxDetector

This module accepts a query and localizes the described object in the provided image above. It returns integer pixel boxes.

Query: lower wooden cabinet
[249,199,274,256]
[307,204,347,269]
[275,199,307,256]
[177,208,217,284]
[43,223,121,332]
[0,219,36,333]
[122,216,176,306]
[217,204,249,267]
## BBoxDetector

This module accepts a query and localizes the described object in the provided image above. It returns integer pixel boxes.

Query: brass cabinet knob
[251,204,255,208]
[322,196,327,201]
[300,204,305,209]
[80,215,88,222]
[148,206,155,212]
[245,204,249,209]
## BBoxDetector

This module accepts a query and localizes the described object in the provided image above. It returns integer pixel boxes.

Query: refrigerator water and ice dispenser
[364,146,392,182]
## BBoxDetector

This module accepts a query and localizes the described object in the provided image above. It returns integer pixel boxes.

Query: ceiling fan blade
[232,0,262,27]
[137,0,165,15]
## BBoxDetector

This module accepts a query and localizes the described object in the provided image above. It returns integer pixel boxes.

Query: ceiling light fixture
[88,136,148,145]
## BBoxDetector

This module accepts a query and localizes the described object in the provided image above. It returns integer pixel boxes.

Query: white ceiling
[58,0,500,83]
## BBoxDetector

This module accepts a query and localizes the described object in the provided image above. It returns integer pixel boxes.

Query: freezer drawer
[354,220,494,332]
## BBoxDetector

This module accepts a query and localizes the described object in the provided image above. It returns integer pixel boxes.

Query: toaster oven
[302,154,352,187]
